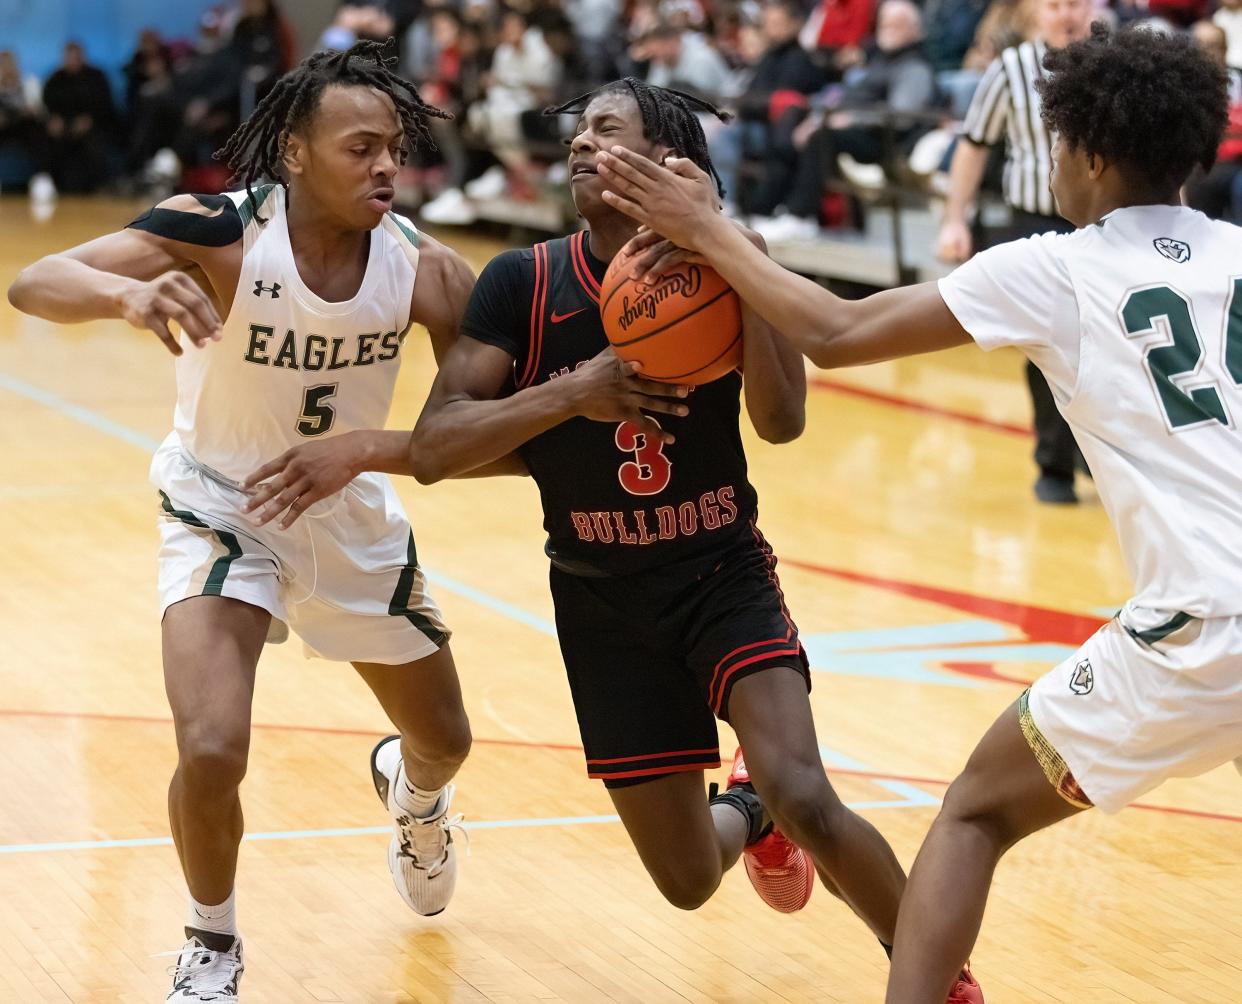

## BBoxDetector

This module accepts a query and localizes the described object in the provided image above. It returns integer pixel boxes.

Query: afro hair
[1038,23,1229,195]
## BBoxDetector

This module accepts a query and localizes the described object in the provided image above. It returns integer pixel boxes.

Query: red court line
[3,707,1238,825]
[810,375,1032,438]
[780,557,1107,647]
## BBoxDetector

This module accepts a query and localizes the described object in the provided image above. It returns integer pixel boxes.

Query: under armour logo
[253,280,282,298]
[1069,658,1094,695]
[1153,238,1190,263]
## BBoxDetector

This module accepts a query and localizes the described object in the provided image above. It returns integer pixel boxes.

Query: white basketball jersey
[941,204,1242,618]
[163,184,422,481]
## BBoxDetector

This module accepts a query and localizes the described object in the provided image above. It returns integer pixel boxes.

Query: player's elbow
[409,431,446,485]
[755,405,805,444]
[7,265,36,313]
[410,449,445,486]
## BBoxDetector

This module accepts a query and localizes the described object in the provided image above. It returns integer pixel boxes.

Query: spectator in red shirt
[800,0,876,74]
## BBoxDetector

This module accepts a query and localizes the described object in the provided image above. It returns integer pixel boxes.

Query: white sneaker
[419,188,477,225]
[29,172,56,204]
[753,213,821,244]
[370,736,464,916]
[165,932,243,1002]
[463,165,507,201]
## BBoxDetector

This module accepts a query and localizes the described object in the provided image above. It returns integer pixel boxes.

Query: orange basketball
[600,245,742,385]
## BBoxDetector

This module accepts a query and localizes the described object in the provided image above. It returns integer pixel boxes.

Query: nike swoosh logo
[550,308,588,324]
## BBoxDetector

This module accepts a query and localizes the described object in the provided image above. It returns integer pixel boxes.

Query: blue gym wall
[0,0,215,90]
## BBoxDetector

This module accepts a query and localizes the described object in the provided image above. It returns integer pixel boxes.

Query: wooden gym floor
[0,197,1238,1004]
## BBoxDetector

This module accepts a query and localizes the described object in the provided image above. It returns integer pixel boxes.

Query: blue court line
[0,368,560,635]
[422,568,557,637]
[0,371,163,452]
[807,619,1014,652]
[819,743,941,809]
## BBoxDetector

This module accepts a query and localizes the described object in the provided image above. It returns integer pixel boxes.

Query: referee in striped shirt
[936,0,1094,504]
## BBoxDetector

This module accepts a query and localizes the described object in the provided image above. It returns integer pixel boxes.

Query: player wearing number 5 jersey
[592,25,1242,1004]
[7,43,495,1004]
[407,78,983,1004]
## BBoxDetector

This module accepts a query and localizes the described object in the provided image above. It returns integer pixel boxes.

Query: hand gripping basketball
[567,350,690,446]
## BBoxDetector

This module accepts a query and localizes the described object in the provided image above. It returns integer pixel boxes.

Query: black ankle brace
[708,781,770,845]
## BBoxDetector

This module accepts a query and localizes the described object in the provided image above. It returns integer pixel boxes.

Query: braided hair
[214,39,450,221]
[545,78,732,197]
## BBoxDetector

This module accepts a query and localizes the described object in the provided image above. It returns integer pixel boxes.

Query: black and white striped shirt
[962,39,1055,217]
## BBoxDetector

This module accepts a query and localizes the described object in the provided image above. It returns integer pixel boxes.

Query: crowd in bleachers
[2,0,1241,231]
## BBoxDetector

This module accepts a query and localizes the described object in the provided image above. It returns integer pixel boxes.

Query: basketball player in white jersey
[591,24,1241,1004]
[7,42,497,1003]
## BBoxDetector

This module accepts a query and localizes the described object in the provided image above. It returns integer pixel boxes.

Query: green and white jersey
[166,184,422,482]
[940,204,1242,618]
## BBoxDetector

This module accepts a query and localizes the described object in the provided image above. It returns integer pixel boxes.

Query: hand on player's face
[621,220,764,285]
[595,148,721,251]
[120,270,222,355]
[571,349,690,446]
[241,436,361,529]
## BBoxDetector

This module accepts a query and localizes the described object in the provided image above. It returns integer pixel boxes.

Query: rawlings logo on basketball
[615,267,703,332]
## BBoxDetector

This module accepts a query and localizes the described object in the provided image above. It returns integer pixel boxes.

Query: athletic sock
[187,889,237,938]
[395,772,444,819]
[707,781,769,845]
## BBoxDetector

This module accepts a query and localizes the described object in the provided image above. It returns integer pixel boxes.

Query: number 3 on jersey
[297,383,338,437]
[616,421,672,495]
[1120,280,1242,431]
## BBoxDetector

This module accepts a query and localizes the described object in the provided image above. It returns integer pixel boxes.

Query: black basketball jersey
[461,231,759,576]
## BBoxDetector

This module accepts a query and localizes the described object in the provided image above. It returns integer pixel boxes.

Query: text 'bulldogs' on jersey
[462,231,760,576]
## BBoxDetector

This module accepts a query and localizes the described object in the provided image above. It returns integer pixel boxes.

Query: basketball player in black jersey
[393,79,969,1000]
[246,77,977,997]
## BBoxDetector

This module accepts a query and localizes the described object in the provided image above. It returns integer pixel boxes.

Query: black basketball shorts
[549,523,811,788]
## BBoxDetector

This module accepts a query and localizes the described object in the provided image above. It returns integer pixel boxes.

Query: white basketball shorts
[1022,602,1242,813]
[151,438,449,665]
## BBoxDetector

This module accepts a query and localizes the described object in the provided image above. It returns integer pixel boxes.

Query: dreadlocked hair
[545,78,732,197]
[214,39,451,222]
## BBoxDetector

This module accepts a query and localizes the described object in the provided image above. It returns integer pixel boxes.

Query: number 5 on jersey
[297,383,338,437]
[616,421,672,495]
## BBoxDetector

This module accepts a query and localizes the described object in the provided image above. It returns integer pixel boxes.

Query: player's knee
[411,712,473,769]
[437,716,473,767]
[938,774,1021,852]
[763,772,842,848]
[649,858,721,911]
[177,728,250,794]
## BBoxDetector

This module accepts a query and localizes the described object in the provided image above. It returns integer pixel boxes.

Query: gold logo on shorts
[1069,658,1094,695]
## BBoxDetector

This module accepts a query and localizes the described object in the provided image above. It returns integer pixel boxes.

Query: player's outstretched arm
[596,148,973,368]
[6,194,229,355]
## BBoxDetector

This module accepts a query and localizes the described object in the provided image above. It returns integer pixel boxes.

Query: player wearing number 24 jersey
[592,25,1241,1004]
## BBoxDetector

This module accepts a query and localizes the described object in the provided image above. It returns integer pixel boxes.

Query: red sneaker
[728,748,814,914]
[947,964,984,1004]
